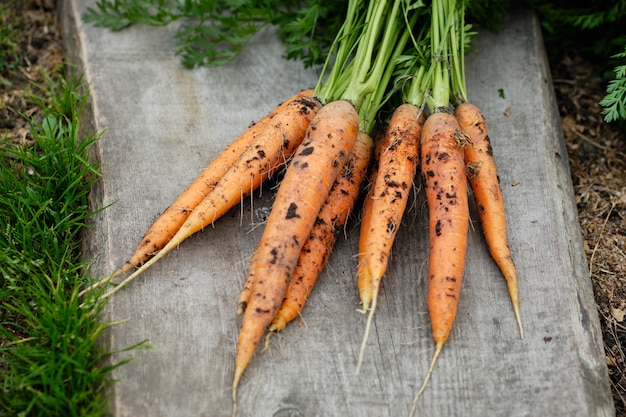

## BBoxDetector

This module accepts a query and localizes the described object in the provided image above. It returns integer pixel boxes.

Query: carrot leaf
[600,49,626,123]
[82,0,346,68]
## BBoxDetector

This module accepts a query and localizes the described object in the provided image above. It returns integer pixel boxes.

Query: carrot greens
[83,0,347,68]
[314,0,428,134]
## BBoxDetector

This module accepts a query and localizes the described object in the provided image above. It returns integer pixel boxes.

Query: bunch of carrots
[82,0,523,415]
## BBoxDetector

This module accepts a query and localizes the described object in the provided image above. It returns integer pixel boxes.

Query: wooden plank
[61,2,615,416]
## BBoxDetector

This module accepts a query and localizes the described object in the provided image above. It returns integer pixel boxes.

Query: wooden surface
[61,2,615,416]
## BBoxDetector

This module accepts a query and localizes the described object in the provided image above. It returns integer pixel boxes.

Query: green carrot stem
[314,0,428,134]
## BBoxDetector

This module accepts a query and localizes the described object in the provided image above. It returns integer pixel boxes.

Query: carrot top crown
[313,0,429,134]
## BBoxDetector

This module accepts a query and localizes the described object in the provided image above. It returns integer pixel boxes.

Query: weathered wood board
[61,2,615,416]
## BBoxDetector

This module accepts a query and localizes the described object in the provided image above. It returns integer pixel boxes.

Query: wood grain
[61,2,614,416]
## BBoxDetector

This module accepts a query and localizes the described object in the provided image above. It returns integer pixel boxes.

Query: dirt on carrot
[422,110,469,346]
[82,90,314,296]
[356,103,424,373]
[409,110,469,416]
[268,130,373,332]
[232,99,359,413]
[455,101,523,338]
[98,96,322,300]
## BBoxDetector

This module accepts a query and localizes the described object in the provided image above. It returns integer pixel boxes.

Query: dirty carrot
[267,130,373,332]
[407,0,472,412]
[232,99,359,411]
[99,96,322,300]
[353,129,384,313]
[455,101,523,338]
[121,89,315,272]
[355,103,424,374]
[235,129,373,318]
[239,130,372,322]
[409,110,470,416]
[82,89,314,296]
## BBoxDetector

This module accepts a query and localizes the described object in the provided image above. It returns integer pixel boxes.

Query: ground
[552,51,626,412]
[1,1,625,415]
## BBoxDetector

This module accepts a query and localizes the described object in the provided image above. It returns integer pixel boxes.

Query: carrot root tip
[232,369,243,414]
[355,292,378,375]
[408,341,444,417]
[513,305,524,339]
[231,382,239,417]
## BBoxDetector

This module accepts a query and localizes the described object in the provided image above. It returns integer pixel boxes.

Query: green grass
[0,71,147,417]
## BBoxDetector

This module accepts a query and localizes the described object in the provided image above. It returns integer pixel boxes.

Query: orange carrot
[83,89,314,296]
[454,101,523,338]
[250,131,372,330]
[355,132,385,301]
[409,110,469,415]
[235,123,372,319]
[99,96,322,300]
[355,103,424,373]
[268,131,373,332]
[232,100,359,410]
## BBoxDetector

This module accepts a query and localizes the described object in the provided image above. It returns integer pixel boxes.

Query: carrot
[355,103,424,374]
[267,130,373,332]
[232,99,359,412]
[235,126,373,319]
[82,89,314,296]
[355,137,383,317]
[99,96,322,300]
[351,130,384,319]
[454,101,523,338]
[355,131,386,291]
[409,110,469,416]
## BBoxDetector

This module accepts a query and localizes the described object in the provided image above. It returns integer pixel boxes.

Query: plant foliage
[83,0,348,68]
[0,72,148,417]
[600,49,626,123]
[525,0,626,123]
[0,1,20,72]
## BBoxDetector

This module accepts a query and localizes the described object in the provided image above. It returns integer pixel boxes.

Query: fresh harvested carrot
[351,129,384,320]
[122,89,315,272]
[355,103,424,374]
[268,131,373,332]
[355,131,386,298]
[82,89,314,296]
[99,96,322,300]
[235,131,373,318]
[232,100,359,410]
[238,130,373,319]
[354,127,388,282]
[409,110,469,415]
[243,130,372,326]
[455,101,523,338]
